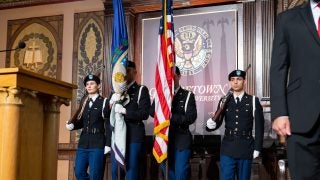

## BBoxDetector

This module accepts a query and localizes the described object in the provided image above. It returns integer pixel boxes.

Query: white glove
[206,118,216,129]
[253,150,260,159]
[104,146,111,154]
[65,121,74,131]
[109,93,121,105]
[115,104,126,114]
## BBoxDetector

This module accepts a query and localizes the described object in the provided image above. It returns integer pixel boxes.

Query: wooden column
[0,87,22,180]
[42,96,69,180]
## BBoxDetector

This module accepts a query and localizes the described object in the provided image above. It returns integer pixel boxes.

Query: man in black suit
[270,0,320,179]
[206,70,264,180]
[150,66,197,180]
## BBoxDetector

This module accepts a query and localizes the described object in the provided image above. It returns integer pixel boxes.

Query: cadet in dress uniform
[66,74,111,180]
[109,61,151,180]
[150,66,197,180]
[206,70,264,180]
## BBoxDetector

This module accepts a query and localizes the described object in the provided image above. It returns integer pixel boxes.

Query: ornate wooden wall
[6,15,63,79]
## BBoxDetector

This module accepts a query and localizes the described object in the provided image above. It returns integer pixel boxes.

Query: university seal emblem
[175,25,212,76]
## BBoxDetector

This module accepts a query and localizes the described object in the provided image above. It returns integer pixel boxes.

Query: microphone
[0,41,26,53]
[18,42,26,49]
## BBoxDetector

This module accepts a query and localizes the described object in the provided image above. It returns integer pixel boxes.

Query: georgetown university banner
[142,5,239,135]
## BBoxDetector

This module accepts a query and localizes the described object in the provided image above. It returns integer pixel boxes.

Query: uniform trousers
[160,149,191,180]
[220,154,252,180]
[111,142,142,180]
[74,148,105,180]
[287,116,320,180]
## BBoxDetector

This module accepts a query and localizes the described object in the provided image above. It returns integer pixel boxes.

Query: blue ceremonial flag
[111,0,128,94]
[110,0,128,170]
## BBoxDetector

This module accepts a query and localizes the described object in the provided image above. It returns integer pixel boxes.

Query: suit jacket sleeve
[126,86,151,122]
[270,13,290,120]
[171,92,197,127]
[254,97,265,151]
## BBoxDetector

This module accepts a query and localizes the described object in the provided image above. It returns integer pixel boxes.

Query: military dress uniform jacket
[73,95,111,149]
[170,87,197,150]
[123,82,151,143]
[217,93,264,159]
[150,87,197,150]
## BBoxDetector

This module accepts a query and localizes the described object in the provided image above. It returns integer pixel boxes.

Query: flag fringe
[153,119,170,134]
[153,148,168,163]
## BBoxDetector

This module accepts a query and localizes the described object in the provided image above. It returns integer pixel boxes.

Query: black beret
[127,61,136,69]
[228,70,246,80]
[175,66,181,75]
[83,74,101,85]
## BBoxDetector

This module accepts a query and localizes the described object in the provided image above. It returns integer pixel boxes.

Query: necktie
[89,98,93,108]
[236,97,240,104]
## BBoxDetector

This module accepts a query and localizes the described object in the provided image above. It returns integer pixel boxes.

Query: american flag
[153,0,175,164]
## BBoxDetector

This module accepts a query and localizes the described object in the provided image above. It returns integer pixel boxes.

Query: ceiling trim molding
[0,0,82,10]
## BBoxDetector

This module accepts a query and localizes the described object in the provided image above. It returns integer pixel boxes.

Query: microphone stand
[0,42,26,53]
[0,48,21,53]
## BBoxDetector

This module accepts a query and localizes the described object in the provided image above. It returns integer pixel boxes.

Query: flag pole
[118,165,120,180]
[166,160,168,180]
[163,0,169,179]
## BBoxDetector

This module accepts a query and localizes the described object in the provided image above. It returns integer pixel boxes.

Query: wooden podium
[0,68,76,180]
